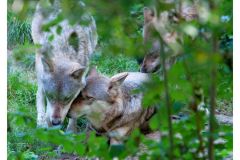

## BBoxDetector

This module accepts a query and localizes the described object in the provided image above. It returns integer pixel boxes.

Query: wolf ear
[144,7,154,24]
[88,66,98,77]
[71,67,86,79]
[109,72,128,90]
[41,57,54,73]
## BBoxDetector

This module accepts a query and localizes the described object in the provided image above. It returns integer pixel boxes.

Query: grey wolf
[68,68,156,144]
[32,0,97,127]
[140,2,198,73]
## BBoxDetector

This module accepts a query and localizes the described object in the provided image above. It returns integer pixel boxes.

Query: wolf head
[140,7,179,73]
[68,68,128,119]
[140,7,161,73]
[40,53,87,126]
[140,51,161,73]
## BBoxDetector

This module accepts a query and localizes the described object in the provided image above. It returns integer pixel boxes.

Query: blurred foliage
[8,0,232,159]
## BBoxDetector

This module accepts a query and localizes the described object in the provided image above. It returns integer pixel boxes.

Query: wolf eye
[46,93,55,100]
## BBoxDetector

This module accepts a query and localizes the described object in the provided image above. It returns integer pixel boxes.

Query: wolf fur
[68,68,156,144]
[32,1,97,127]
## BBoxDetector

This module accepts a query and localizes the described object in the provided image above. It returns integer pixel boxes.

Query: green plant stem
[183,61,205,158]
[160,37,174,160]
[195,110,204,157]
[208,34,217,160]
[208,0,217,159]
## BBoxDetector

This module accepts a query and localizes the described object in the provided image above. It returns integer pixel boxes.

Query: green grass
[7,69,38,159]
[91,52,139,76]
[7,11,32,49]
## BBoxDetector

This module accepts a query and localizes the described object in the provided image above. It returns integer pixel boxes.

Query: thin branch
[208,33,217,160]
[183,61,205,159]
[207,0,217,159]
[160,37,174,160]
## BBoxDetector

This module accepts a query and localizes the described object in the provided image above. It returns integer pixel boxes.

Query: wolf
[140,2,198,73]
[67,68,156,144]
[32,1,97,127]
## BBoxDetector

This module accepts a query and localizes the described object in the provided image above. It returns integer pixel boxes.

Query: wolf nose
[51,118,61,126]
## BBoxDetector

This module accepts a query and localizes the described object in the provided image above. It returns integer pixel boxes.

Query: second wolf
[140,2,198,73]
[68,68,156,144]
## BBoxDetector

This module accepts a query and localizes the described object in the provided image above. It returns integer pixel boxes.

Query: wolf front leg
[36,85,47,127]
[66,118,78,133]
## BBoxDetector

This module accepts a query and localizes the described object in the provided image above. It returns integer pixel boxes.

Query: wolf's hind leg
[36,85,47,127]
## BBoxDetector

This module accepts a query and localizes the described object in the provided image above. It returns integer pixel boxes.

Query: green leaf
[150,115,160,130]
[42,14,64,32]
[56,25,62,35]
[109,144,125,158]
[48,34,54,42]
